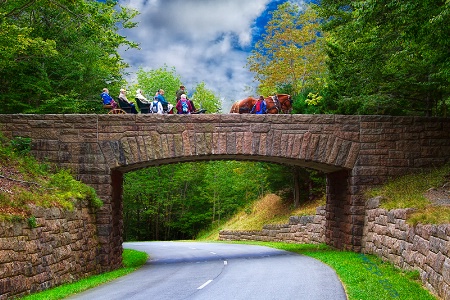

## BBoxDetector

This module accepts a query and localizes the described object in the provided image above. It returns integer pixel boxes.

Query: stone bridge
[0,114,449,271]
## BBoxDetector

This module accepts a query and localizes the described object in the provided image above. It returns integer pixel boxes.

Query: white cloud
[118,0,271,112]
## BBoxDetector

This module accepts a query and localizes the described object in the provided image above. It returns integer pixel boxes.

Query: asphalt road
[66,241,347,300]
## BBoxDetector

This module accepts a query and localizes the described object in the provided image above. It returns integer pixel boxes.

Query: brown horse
[264,94,292,114]
[229,97,258,114]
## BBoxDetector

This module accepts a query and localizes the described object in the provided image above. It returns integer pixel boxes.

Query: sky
[117,0,306,112]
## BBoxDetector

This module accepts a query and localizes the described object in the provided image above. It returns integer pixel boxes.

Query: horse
[264,94,292,114]
[229,97,258,114]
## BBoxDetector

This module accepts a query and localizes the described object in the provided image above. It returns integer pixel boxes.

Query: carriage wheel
[108,108,127,114]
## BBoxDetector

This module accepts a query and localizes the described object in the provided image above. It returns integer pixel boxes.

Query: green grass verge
[235,241,437,300]
[20,249,148,300]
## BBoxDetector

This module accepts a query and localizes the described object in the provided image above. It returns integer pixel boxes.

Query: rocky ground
[425,181,450,206]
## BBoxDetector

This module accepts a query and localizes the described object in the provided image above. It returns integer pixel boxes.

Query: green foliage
[317,0,450,116]
[27,216,37,228]
[247,3,327,97]
[0,0,139,114]
[135,66,182,103]
[292,90,328,114]
[123,161,292,241]
[10,136,31,155]
[191,82,222,113]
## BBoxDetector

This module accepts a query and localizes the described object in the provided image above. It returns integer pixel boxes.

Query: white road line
[197,280,213,290]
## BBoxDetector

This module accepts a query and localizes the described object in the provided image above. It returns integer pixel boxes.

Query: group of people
[100,85,197,115]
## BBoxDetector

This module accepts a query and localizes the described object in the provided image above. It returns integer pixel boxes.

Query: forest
[1,0,448,240]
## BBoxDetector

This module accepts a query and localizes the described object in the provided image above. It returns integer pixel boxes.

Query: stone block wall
[0,201,100,300]
[362,197,450,300]
[219,206,326,244]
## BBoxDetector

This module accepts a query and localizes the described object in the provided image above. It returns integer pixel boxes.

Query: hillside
[197,194,325,240]
[198,164,450,240]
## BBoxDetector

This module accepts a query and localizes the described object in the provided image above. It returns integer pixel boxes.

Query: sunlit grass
[20,249,148,300]
[197,194,325,240]
[366,164,450,224]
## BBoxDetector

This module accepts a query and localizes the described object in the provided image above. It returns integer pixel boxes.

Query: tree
[135,65,182,104]
[318,0,450,116]
[134,67,222,114]
[191,82,222,113]
[247,3,327,97]
[0,0,138,114]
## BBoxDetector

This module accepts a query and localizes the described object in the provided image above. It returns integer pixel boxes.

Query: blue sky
[117,0,307,111]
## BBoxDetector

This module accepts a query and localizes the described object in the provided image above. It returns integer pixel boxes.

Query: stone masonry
[220,206,326,244]
[362,197,450,300]
[0,201,100,300]
[0,114,449,272]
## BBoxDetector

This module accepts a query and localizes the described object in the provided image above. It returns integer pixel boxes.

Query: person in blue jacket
[251,96,267,114]
[100,88,118,108]
[155,89,170,113]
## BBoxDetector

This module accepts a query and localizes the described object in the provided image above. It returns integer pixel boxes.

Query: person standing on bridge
[176,85,186,101]
[251,95,267,114]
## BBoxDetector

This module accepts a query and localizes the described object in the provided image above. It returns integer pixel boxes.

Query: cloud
[118,0,272,112]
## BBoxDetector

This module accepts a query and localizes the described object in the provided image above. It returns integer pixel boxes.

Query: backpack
[151,100,159,113]
[181,99,189,113]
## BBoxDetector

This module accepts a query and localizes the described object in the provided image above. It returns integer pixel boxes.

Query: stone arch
[97,129,361,270]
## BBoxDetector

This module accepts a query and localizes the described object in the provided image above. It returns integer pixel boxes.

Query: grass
[0,135,103,221]
[366,163,450,225]
[232,241,437,300]
[20,249,148,300]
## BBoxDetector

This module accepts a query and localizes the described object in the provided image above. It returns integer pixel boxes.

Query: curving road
[66,241,347,300]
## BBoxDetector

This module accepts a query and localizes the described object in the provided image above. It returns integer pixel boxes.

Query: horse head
[277,94,292,113]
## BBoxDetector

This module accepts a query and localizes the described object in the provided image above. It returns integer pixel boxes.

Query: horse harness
[266,95,280,113]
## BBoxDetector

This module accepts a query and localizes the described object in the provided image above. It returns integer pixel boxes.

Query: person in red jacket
[176,94,193,114]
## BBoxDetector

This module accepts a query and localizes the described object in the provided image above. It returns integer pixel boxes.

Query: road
[66,241,347,300]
